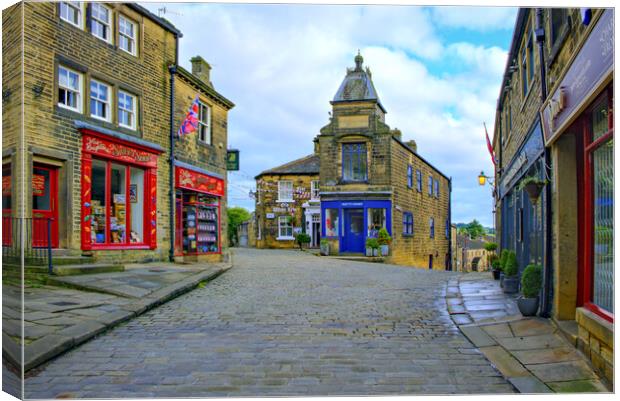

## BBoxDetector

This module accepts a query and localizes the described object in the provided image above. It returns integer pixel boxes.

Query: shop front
[80,128,162,251]
[174,163,224,257]
[321,199,391,254]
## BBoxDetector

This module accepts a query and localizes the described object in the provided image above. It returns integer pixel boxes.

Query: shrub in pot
[377,228,392,256]
[366,238,379,257]
[518,264,543,316]
[499,249,510,287]
[502,251,519,294]
[490,256,501,280]
[320,238,330,256]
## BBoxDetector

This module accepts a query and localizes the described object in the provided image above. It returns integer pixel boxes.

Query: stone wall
[576,307,613,385]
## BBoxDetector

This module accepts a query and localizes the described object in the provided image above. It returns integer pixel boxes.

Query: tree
[465,219,486,239]
[227,207,251,247]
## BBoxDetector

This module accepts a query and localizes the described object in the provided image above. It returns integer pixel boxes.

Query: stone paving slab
[479,346,530,378]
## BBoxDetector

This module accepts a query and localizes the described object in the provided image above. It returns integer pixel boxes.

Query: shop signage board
[83,134,159,168]
[32,174,45,196]
[226,149,239,171]
[541,10,614,145]
[175,166,225,197]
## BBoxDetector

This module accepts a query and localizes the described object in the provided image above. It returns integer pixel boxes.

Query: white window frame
[310,180,320,200]
[118,90,136,130]
[58,65,82,112]
[277,216,294,240]
[90,3,112,43]
[277,180,293,203]
[198,101,212,145]
[118,15,137,56]
[59,2,83,29]
[89,79,111,122]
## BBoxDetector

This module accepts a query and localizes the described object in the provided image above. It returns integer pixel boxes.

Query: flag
[177,95,200,138]
[484,122,497,166]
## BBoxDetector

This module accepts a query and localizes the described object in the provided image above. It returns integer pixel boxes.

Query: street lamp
[478,171,494,187]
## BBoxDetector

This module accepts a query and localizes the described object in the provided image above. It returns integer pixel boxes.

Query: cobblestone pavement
[24,249,515,398]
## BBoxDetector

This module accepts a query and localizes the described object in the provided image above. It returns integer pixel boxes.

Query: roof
[255,154,320,178]
[127,3,182,37]
[393,136,450,182]
[331,52,386,112]
[176,65,235,109]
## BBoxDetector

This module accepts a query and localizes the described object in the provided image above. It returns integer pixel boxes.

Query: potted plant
[499,249,509,287]
[366,238,380,257]
[377,228,392,256]
[320,238,330,256]
[502,251,519,294]
[518,176,548,204]
[294,232,311,250]
[365,238,374,256]
[518,264,543,316]
[489,255,501,280]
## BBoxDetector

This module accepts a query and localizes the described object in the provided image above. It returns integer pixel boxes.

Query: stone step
[51,263,124,276]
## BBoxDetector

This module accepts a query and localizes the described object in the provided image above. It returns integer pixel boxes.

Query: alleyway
[24,249,514,397]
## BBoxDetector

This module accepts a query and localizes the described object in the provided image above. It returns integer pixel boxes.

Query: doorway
[342,208,364,253]
[311,214,321,248]
[429,254,433,270]
[32,163,59,248]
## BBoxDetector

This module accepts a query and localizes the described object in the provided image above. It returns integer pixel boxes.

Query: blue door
[343,209,364,253]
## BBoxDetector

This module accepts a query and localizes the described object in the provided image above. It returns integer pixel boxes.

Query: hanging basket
[524,182,545,203]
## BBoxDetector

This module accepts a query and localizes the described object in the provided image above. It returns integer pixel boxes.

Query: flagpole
[168,64,177,262]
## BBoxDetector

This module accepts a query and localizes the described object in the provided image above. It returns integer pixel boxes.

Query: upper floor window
[278,180,293,202]
[527,36,535,83]
[311,180,320,200]
[428,175,433,196]
[342,143,367,182]
[416,170,422,192]
[430,217,435,238]
[90,79,110,121]
[58,65,82,112]
[91,3,111,43]
[198,102,211,145]
[403,212,413,235]
[119,15,137,56]
[521,40,528,96]
[59,2,83,28]
[445,218,450,238]
[434,179,440,198]
[118,90,136,129]
[407,165,413,188]
[550,9,568,48]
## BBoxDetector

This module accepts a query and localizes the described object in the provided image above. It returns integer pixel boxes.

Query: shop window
[119,15,136,56]
[428,175,433,196]
[407,165,413,188]
[90,79,110,121]
[91,3,111,43]
[59,2,83,28]
[179,192,219,254]
[403,212,413,235]
[278,215,293,239]
[277,180,293,202]
[342,143,367,181]
[311,180,320,200]
[58,65,82,112]
[367,208,386,237]
[198,102,211,145]
[118,91,136,130]
[416,170,422,192]
[2,164,11,212]
[430,217,435,238]
[325,209,339,237]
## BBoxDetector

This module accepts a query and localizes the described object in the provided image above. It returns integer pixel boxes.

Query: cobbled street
[24,249,515,398]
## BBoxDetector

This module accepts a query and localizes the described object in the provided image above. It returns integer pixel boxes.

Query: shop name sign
[176,167,225,197]
[341,202,363,207]
[541,10,614,145]
[84,136,158,167]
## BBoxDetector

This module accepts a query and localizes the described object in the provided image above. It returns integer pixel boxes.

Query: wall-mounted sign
[541,10,614,145]
[341,202,363,207]
[32,174,45,196]
[226,149,239,171]
[266,213,275,219]
[175,166,225,197]
[2,176,10,196]
[83,135,158,168]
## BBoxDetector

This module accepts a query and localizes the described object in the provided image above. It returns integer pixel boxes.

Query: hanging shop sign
[32,174,45,196]
[175,166,225,197]
[541,10,614,145]
[226,149,240,171]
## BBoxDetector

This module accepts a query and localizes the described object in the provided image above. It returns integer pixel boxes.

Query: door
[32,164,59,248]
[429,254,433,270]
[342,208,364,253]
[311,214,321,247]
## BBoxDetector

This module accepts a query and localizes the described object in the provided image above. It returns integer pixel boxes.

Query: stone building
[317,53,451,269]
[493,8,613,384]
[2,2,232,264]
[254,154,320,249]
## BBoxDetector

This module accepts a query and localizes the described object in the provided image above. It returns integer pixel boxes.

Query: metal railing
[2,216,53,274]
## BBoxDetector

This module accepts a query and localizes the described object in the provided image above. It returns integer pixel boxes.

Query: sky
[142,1,517,227]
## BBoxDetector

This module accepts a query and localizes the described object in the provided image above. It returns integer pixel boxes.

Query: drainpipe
[168,35,179,263]
[448,177,452,271]
[535,8,552,317]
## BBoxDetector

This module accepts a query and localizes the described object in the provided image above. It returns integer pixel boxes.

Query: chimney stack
[405,139,417,153]
[190,56,213,87]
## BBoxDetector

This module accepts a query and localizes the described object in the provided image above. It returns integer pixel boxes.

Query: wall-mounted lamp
[32,82,45,97]
[478,171,495,187]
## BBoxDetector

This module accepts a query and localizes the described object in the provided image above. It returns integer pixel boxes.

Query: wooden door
[32,164,59,248]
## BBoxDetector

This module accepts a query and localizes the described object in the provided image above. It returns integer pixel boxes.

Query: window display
[367,208,386,237]
[325,208,339,237]
[180,191,219,254]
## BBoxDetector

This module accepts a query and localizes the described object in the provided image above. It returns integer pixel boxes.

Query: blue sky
[142,2,517,227]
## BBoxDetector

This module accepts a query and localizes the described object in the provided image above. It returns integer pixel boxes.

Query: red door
[32,164,59,248]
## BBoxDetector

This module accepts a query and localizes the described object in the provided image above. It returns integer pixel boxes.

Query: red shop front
[80,129,162,251]
[174,165,224,256]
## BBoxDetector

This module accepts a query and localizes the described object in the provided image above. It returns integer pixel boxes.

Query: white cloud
[431,6,518,31]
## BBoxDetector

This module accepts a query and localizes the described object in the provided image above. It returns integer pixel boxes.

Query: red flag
[177,95,200,138]
[484,122,496,166]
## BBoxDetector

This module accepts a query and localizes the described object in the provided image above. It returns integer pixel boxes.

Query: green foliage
[484,242,498,252]
[517,175,547,191]
[504,251,519,277]
[227,207,252,246]
[464,219,486,239]
[365,238,379,249]
[521,264,543,298]
[499,249,510,271]
[491,258,501,270]
[377,228,392,245]
[320,238,329,246]
[294,232,311,249]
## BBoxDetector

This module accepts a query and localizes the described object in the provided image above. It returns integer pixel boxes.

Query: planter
[492,269,501,280]
[380,245,389,256]
[524,182,545,204]
[500,273,505,287]
[366,247,373,257]
[503,276,519,294]
[517,296,539,316]
[372,248,379,257]
[320,243,330,256]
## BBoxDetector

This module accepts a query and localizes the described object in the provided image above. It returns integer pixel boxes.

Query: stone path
[448,273,610,393]
[23,248,515,398]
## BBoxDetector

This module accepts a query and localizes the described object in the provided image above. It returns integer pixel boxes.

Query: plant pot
[492,269,501,280]
[517,296,539,316]
[503,276,519,294]
[320,244,329,256]
[500,273,505,287]
[372,248,379,257]
[366,247,373,257]
[524,182,545,203]
[380,245,389,256]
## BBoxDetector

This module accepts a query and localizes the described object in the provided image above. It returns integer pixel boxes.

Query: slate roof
[255,154,320,178]
[332,52,385,112]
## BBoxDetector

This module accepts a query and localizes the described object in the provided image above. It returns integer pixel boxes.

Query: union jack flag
[177,95,200,138]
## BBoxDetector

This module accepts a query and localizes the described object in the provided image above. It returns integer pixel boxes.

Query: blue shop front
[321,200,392,253]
